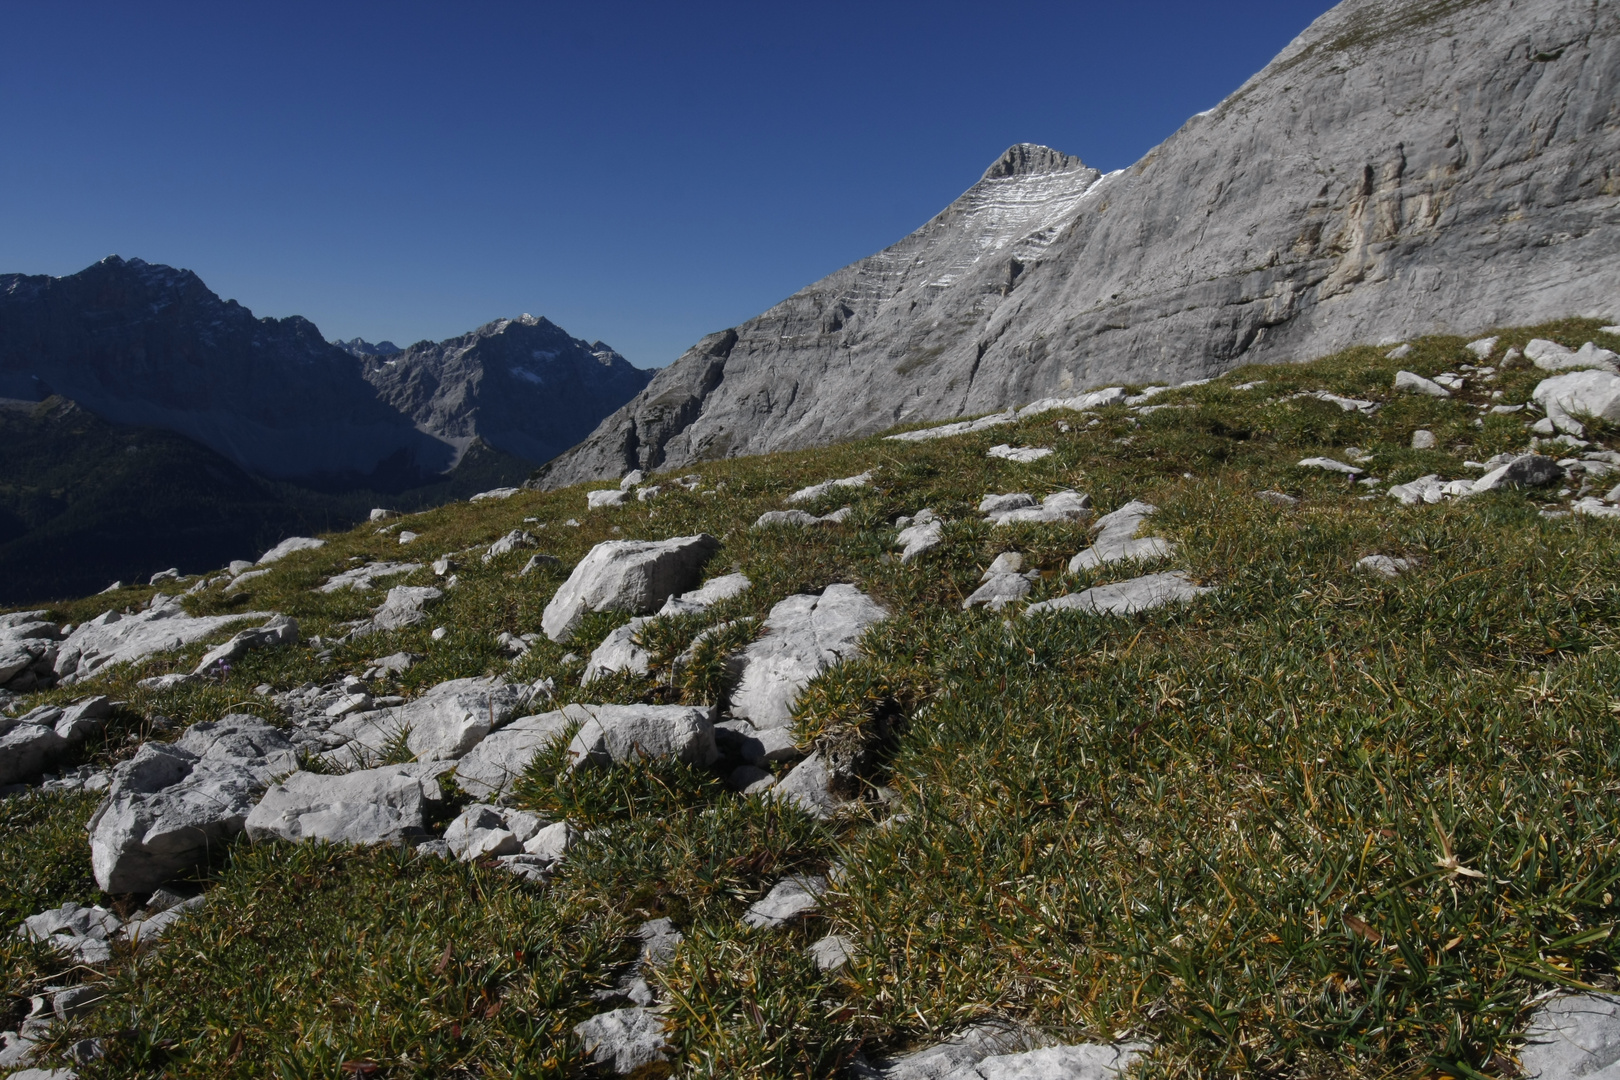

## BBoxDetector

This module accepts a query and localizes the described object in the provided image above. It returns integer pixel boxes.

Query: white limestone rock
[940,1043,1150,1080]
[987,445,1053,463]
[983,490,1091,526]
[192,615,299,676]
[53,595,269,683]
[587,489,632,509]
[1519,993,1620,1080]
[541,535,721,642]
[0,723,67,786]
[1471,454,1563,493]
[657,572,751,616]
[87,716,298,893]
[1393,370,1451,398]
[15,903,122,966]
[962,573,1033,611]
[1025,571,1212,618]
[786,471,873,504]
[742,874,826,929]
[1534,370,1620,438]
[895,510,945,563]
[469,487,520,502]
[808,933,856,971]
[443,803,523,861]
[1525,339,1619,373]
[244,762,454,846]
[582,619,652,684]
[1297,457,1361,475]
[483,530,538,563]
[770,751,847,819]
[573,1007,671,1074]
[1466,336,1499,359]
[327,676,534,764]
[257,536,324,564]
[729,585,888,731]
[1357,555,1414,578]
[1069,501,1173,572]
[317,562,420,593]
[566,704,718,770]
[1411,429,1437,449]
[454,706,580,799]
[370,585,443,631]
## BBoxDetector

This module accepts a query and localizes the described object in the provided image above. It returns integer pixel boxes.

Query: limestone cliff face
[535,0,1620,488]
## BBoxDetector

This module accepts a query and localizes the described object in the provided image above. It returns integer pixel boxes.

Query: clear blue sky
[0,1,1334,367]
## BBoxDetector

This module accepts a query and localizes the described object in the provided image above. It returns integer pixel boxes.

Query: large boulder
[326,676,536,765]
[541,535,721,642]
[454,706,581,799]
[87,716,298,893]
[729,585,888,731]
[244,762,453,846]
[1534,370,1620,437]
[566,704,718,770]
[53,596,270,683]
[1025,571,1212,618]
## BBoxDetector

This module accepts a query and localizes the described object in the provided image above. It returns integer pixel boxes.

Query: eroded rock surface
[542,535,721,642]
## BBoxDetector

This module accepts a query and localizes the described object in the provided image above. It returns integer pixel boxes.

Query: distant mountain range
[0,257,652,601]
[534,0,1620,488]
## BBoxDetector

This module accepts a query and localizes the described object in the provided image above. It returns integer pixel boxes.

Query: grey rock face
[453,706,580,799]
[729,585,889,731]
[1535,371,1620,437]
[53,595,269,683]
[358,314,651,468]
[1520,993,1620,1079]
[15,903,122,965]
[536,0,1620,490]
[0,723,67,786]
[582,619,653,685]
[0,257,455,479]
[244,762,453,846]
[541,535,721,642]
[1025,571,1213,618]
[770,751,847,819]
[87,715,298,893]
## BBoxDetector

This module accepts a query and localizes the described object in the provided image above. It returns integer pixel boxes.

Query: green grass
[6,318,1620,1077]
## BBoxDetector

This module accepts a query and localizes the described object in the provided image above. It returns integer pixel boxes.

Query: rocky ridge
[534,0,1620,488]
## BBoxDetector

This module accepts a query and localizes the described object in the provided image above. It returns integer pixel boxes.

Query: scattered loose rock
[981,490,1091,526]
[573,1007,671,1074]
[1297,457,1361,475]
[808,933,856,971]
[587,489,633,509]
[54,595,270,684]
[566,704,718,770]
[318,562,420,593]
[1525,339,1619,373]
[1519,993,1620,1080]
[455,707,579,798]
[257,536,324,564]
[326,676,535,765]
[894,509,945,563]
[370,585,443,631]
[1357,555,1414,578]
[192,615,299,676]
[1411,429,1437,449]
[483,530,539,563]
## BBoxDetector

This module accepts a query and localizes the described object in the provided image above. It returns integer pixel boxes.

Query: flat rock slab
[743,874,827,929]
[1025,572,1212,618]
[857,1020,1045,1080]
[962,574,1032,611]
[567,704,718,770]
[1394,370,1451,397]
[574,1007,671,1074]
[258,536,324,563]
[318,562,420,593]
[54,596,270,683]
[88,715,298,893]
[16,902,122,965]
[245,762,453,846]
[1520,993,1620,1079]
[658,572,751,616]
[771,751,847,818]
[327,676,534,765]
[454,706,581,799]
[1536,371,1620,437]
[542,535,721,642]
[729,584,888,731]
[987,445,1053,462]
[0,722,67,786]
[786,471,872,504]
[582,619,652,684]
[1069,501,1174,572]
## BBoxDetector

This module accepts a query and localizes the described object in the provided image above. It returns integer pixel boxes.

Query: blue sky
[0,1,1334,367]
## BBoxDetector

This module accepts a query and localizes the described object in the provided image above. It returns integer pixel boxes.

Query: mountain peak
[979,143,1087,181]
